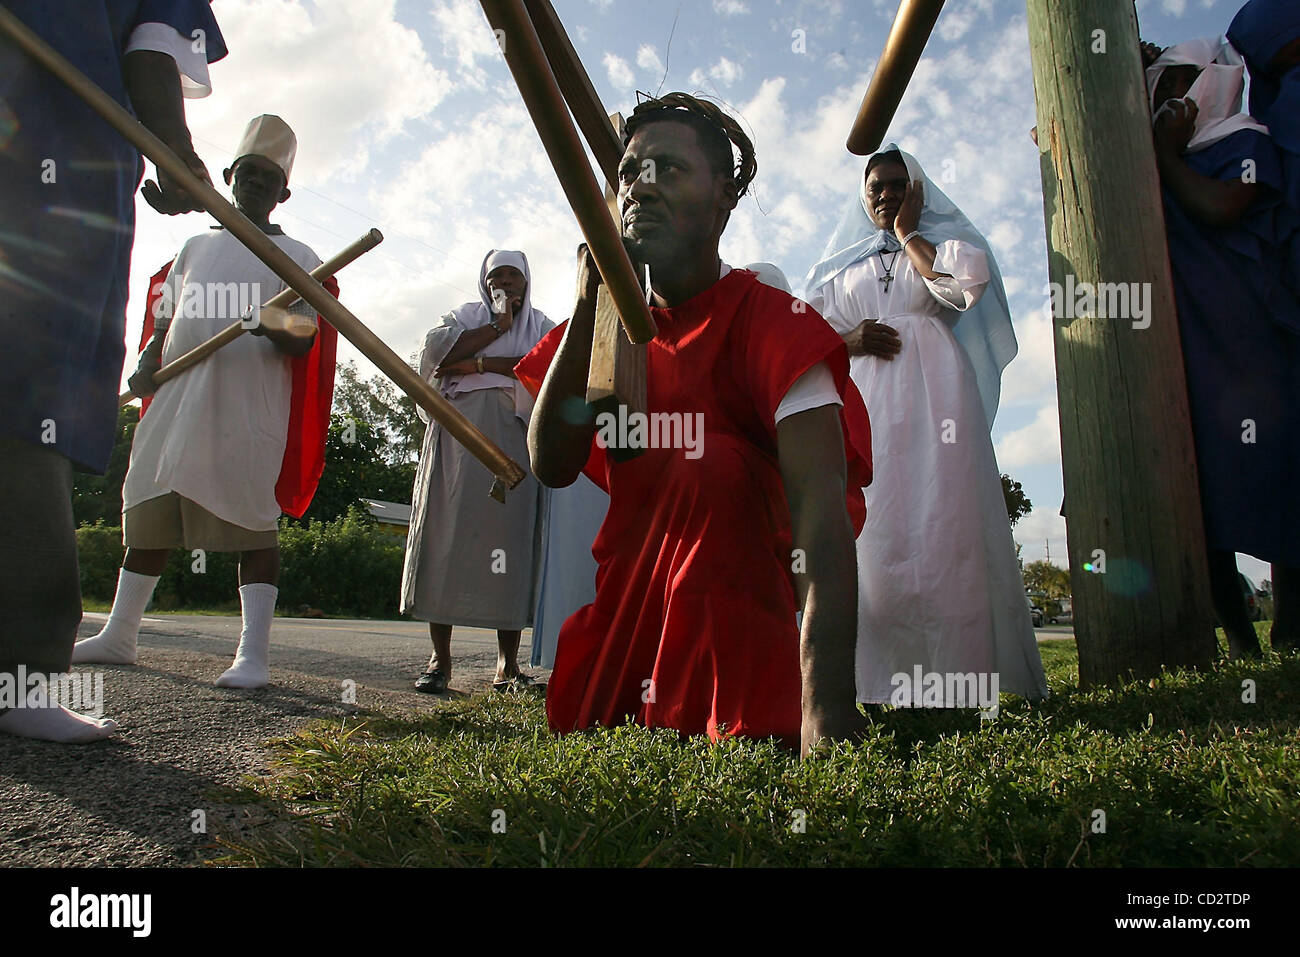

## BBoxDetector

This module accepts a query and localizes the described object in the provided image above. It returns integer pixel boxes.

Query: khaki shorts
[123,493,278,552]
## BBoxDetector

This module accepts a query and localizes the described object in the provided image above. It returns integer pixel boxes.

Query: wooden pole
[485,0,649,452]
[846,0,945,155]
[119,229,383,406]
[477,0,656,346]
[585,112,646,440]
[1026,0,1215,686]
[522,0,623,185]
[0,6,526,492]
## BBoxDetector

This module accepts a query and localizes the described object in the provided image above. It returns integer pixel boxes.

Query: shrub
[75,521,126,602]
[76,505,407,618]
[277,506,406,618]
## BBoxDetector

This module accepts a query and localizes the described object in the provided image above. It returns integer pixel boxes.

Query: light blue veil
[800,144,1018,429]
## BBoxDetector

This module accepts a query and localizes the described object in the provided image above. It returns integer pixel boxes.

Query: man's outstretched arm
[528,246,600,488]
[123,50,211,215]
[777,405,863,756]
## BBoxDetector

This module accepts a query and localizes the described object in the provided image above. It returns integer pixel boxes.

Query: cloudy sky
[123,0,1267,582]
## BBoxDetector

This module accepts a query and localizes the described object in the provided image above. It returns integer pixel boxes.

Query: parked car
[1050,598,1072,625]
[1240,574,1269,622]
[1027,595,1043,627]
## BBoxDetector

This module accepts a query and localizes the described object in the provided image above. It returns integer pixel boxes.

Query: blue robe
[0,1,226,473]
[1163,129,1300,564]
[1228,0,1300,299]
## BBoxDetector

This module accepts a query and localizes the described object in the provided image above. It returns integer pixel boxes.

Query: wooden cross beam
[479,0,649,455]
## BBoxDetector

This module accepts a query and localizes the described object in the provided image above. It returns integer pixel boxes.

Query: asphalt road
[86,612,552,693]
[90,612,1075,692]
[0,613,548,867]
[88,613,1075,687]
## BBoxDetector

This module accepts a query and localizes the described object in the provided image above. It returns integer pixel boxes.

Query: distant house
[361,499,412,540]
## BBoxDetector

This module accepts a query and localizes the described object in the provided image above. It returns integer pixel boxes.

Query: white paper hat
[232,114,296,182]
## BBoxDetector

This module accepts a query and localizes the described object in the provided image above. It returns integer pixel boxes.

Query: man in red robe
[515,94,871,755]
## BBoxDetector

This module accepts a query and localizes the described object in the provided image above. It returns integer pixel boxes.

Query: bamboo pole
[846,0,945,155]
[1026,0,1214,685]
[478,0,656,345]
[119,229,383,406]
[0,5,525,491]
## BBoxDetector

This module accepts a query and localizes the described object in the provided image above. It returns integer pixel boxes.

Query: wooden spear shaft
[478,0,657,345]
[846,0,945,155]
[0,5,526,491]
[119,228,383,406]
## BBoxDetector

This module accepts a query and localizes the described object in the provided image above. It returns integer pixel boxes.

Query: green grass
[213,630,1300,867]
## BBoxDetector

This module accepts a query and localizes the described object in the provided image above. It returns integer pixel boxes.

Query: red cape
[138,260,338,519]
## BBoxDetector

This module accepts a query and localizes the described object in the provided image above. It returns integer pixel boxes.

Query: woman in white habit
[803,146,1047,707]
[402,250,552,693]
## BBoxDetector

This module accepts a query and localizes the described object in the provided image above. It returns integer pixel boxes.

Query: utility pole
[1025,1,1215,686]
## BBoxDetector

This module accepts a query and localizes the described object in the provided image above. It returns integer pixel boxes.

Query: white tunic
[122,229,321,531]
[809,240,1047,705]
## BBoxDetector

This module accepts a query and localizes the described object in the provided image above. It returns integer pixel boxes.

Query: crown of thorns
[625,91,757,197]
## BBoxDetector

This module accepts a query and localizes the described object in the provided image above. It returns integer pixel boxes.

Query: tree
[1023,559,1071,601]
[330,359,422,465]
[1000,473,1032,528]
[72,405,137,526]
[299,360,424,523]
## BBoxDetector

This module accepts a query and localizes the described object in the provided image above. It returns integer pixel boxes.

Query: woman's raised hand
[894,180,923,238]
[491,289,520,333]
[1154,98,1198,156]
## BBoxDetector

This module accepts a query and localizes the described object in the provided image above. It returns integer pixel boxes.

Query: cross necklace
[878,247,901,291]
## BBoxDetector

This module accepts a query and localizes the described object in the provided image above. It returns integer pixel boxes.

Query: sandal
[493,673,544,694]
[414,667,448,694]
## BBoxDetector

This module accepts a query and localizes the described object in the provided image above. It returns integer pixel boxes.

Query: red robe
[514,269,872,743]
[138,261,339,519]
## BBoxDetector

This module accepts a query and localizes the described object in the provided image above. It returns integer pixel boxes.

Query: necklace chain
[878,248,901,291]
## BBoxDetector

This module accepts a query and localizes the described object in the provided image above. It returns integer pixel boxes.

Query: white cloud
[998,302,1057,409]
[689,56,745,88]
[636,44,665,75]
[429,0,501,92]
[713,0,751,14]
[1012,505,1069,567]
[185,0,450,183]
[603,52,636,90]
[995,404,1061,470]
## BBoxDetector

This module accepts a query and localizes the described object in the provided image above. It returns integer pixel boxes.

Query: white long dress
[809,240,1047,705]
[530,475,607,668]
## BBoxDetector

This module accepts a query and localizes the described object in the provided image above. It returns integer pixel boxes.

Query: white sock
[216,583,276,689]
[0,686,117,743]
[72,568,159,665]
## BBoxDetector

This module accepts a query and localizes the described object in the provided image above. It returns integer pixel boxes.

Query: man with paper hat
[73,115,339,690]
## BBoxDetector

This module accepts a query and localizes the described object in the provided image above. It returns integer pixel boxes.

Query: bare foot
[0,688,116,743]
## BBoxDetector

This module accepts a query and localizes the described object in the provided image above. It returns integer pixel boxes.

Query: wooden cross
[479,0,650,458]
